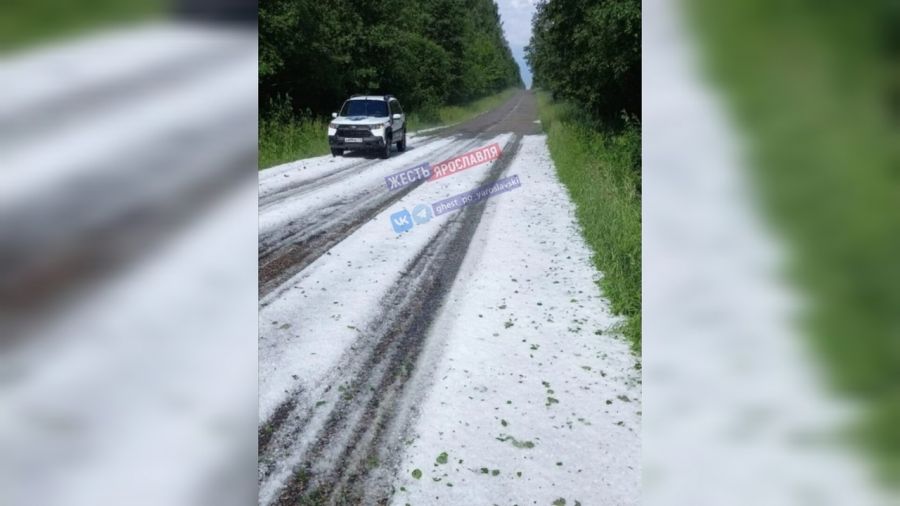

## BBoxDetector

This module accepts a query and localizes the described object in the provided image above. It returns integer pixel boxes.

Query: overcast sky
[495,0,537,88]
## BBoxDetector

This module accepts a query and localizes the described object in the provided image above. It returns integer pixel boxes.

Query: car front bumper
[328,135,387,150]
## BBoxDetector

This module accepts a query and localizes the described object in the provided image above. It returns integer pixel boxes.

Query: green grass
[258,88,520,170]
[536,92,641,350]
[1,0,164,52]
[687,0,900,485]
[258,115,330,170]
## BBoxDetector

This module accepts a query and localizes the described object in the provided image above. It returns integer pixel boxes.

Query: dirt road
[258,90,640,505]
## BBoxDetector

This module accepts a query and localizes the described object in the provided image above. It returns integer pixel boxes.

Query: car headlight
[328,123,338,129]
[370,121,390,129]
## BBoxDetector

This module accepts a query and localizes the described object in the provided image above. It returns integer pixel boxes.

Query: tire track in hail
[258,136,486,299]
[257,136,469,261]
[1,40,249,147]
[258,157,379,210]
[258,135,439,211]
[258,136,522,506]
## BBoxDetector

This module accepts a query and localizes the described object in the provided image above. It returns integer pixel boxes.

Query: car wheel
[331,148,343,157]
[381,134,391,159]
[397,130,406,152]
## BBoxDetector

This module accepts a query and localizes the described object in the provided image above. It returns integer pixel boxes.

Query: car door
[390,100,405,137]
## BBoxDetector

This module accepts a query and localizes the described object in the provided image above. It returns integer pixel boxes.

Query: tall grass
[536,92,642,350]
[258,88,521,170]
[258,114,329,170]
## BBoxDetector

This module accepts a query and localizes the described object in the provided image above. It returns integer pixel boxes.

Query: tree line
[526,0,640,122]
[259,0,522,118]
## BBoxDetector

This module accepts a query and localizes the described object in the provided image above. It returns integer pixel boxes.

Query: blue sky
[495,0,537,88]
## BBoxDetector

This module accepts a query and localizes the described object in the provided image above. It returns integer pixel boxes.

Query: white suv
[327,95,406,159]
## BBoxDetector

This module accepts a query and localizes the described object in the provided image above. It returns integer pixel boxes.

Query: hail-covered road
[1,23,258,506]
[258,90,640,505]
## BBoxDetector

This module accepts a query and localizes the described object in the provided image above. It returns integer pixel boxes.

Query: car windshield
[340,99,388,117]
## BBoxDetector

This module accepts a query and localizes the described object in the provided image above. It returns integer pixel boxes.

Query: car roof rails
[348,93,392,100]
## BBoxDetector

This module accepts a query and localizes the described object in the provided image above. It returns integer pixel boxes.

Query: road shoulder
[391,134,641,505]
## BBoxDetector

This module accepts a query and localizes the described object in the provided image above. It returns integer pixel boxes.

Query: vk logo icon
[412,203,433,225]
[390,208,414,233]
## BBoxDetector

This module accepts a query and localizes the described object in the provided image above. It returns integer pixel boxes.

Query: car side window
[392,101,403,115]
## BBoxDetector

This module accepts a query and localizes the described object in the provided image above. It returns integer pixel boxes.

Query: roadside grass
[2,0,163,51]
[688,0,900,484]
[258,88,521,170]
[258,113,329,170]
[536,92,641,350]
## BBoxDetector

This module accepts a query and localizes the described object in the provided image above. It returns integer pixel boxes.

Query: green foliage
[1,0,163,51]
[526,0,640,121]
[259,0,522,118]
[259,0,522,167]
[258,94,329,169]
[687,0,900,484]
[537,93,641,350]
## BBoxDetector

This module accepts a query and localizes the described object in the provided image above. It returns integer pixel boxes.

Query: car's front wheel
[331,148,343,157]
[396,130,406,152]
[380,134,391,159]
